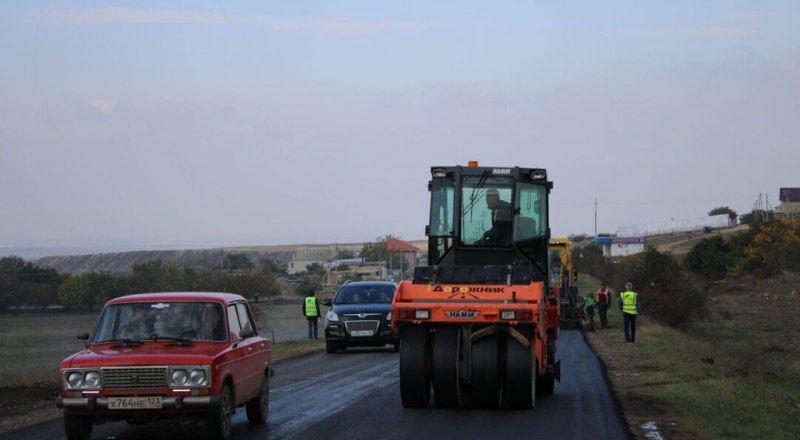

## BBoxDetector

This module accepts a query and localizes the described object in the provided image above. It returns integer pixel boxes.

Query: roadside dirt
[0,383,61,434]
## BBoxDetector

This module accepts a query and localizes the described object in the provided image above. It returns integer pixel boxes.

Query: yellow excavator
[549,237,580,328]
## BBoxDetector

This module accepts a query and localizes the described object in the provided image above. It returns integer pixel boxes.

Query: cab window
[227,305,242,341]
[514,183,547,241]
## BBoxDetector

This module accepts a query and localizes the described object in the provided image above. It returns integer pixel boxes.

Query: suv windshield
[334,285,395,305]
[93,302,227,343]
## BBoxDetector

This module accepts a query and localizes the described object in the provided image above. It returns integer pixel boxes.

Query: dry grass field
[585,273,800,439]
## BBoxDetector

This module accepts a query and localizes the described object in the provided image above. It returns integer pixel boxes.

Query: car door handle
[248,347,253,353]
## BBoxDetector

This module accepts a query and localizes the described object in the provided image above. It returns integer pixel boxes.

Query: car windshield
[334,285,395,304]
[92,301,227,343]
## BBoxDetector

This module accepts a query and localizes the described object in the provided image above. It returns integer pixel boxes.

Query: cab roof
[104,292,246,306]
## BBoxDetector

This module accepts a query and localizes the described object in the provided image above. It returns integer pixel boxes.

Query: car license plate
[108,396,163,410]
[350,330,374,337]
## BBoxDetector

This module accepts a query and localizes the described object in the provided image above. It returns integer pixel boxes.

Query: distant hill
[31,241,431,275]
[648,224,749,256]
[32,243,361,275]
[32,228,740,276]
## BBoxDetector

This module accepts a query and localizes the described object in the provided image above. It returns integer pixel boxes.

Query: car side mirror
[322,298,332,307]
[239,328,255,339]
[77,332,89,347]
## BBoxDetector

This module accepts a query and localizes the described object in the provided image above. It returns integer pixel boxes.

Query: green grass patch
[589,275,800,439]
[574,273,602,295]
[271,338,325,361]
[0,312,97,386]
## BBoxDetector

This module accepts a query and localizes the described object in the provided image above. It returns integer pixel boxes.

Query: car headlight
[84,371,102,388]
[386,311,392,321]
[66,372,84,389]
[171,369,188,386]
[64,370,102,390]
[189,369,207,386]
[326,311,339,322]
[169,366,210,388]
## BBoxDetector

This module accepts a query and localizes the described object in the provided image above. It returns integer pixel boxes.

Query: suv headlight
[326,311,339,322]
[386,311,392,321]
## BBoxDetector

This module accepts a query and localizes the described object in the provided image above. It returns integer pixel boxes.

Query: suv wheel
[326,340,338,354]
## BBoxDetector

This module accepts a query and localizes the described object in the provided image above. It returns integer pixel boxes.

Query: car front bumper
[56,394,221,411]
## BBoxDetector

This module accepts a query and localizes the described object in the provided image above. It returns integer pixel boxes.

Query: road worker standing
[618,282,641,343]
[303,288,321,339]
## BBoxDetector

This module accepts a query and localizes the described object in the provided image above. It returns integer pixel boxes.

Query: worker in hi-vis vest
[303,288,321,339]
[618,282,642,343]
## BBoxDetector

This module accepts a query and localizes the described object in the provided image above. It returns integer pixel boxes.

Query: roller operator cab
[391,163,561,409]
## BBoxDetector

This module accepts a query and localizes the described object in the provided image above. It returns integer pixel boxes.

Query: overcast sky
[1,1,799,255]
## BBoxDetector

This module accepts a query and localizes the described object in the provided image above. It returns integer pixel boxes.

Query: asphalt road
[5,329,629,440]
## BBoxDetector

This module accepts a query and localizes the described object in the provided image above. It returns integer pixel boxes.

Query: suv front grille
[342,313,383,319]
[344,320,380,334]
[102,367,168,389]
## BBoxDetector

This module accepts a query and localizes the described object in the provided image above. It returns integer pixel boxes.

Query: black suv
[323,281,399,353]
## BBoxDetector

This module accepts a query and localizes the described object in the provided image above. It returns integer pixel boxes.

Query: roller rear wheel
[399,326,431,408]
[432,325,462,407]
[471,333,502,408]
[505,329,535,409]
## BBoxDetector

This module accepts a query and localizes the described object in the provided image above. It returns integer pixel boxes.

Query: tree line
[0,235,410,312]
[0,254,285,311]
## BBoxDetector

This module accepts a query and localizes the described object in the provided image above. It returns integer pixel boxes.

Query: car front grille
[102,367,168,389]
[343,320,380,334]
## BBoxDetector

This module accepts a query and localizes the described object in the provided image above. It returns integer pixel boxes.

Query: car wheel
[326,340,338,354]
[64,412,92,440]
[246,374,270,424]
[206,384,233,440]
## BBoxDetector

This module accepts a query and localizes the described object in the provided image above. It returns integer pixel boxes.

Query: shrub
[686,236,732,280]
[637,247,705,328]
[747,218,800,277]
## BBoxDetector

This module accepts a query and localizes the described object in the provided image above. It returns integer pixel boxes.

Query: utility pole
[594,199,598,237]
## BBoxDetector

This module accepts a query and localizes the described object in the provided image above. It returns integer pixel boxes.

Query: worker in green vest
[303,288,321,339]
[618,282,641,343]
[583,293,597,332]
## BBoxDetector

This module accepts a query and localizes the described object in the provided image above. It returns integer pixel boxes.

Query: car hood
[330,303,391,315]
[61,343,225,369]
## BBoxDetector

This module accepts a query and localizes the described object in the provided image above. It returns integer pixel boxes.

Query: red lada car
[56,292,272,440]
